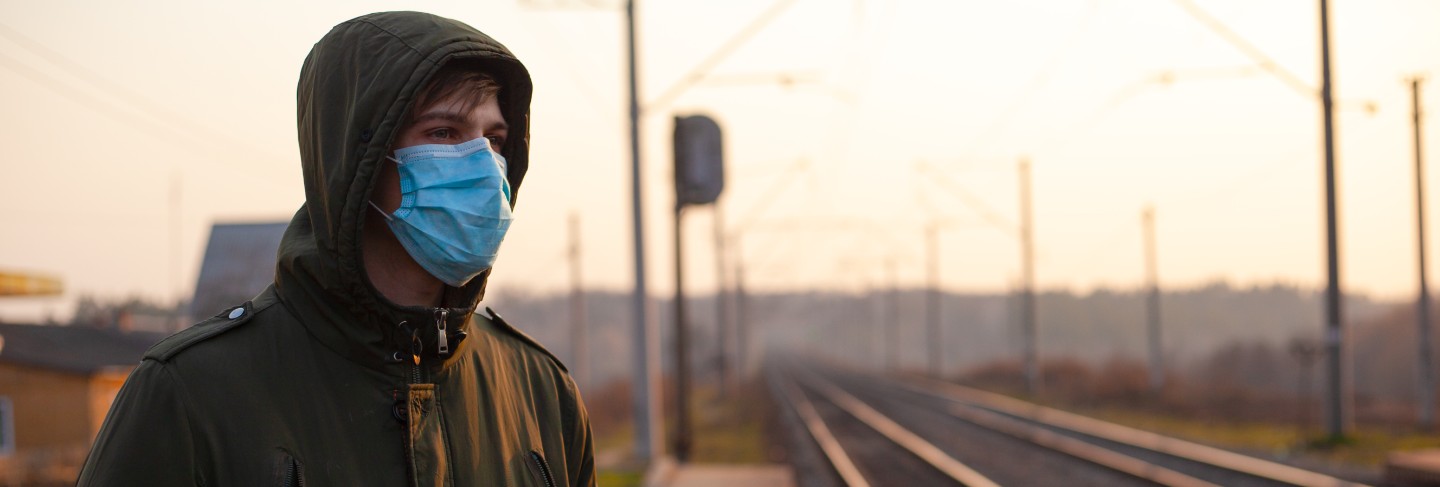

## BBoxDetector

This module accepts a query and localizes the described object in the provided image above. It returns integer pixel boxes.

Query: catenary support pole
[1143,205,1163,393]
[624,0,662,463]
[926,223,941,377]
[570,212,588,388]
[1411,75,1433,429]
[1019,159,1039,395]
[1317,0,1350,440]
[736,247,748,382]
[888,259,899,372]
[170,171,183,332]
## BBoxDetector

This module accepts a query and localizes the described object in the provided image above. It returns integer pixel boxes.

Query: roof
[0,323,167,374]
[190,221,288,319]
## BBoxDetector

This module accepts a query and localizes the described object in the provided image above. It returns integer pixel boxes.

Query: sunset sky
[1,0,1437,322]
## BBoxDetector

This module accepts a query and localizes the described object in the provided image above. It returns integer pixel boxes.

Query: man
[77,11,594,486]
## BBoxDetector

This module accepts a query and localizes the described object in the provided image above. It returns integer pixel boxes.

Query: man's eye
[428,128,453,139]
[487,136,506,148]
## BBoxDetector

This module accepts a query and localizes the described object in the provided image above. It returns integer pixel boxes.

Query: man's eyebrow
[410,111,470,125]
[408,110,509,132]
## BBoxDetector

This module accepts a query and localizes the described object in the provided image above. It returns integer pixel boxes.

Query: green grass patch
[593,420,635,458]
[680,381,783,464]
[597,470,643,487]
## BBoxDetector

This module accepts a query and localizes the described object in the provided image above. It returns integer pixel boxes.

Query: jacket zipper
[529,451,556,487]
[435,308,450,356]
[283,456,304,487]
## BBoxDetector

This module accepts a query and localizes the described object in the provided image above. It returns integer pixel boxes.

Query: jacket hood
[276,11,532,370]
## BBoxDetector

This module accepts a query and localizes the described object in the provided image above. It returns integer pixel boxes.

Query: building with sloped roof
[0,323,165,485]
[189,221,287,321]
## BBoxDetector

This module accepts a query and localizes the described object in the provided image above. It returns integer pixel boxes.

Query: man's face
[371,93,508,213]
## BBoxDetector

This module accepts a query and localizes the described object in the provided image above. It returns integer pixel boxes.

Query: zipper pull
[436,309,450,356]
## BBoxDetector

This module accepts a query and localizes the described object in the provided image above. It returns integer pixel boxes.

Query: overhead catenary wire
[0,23,292,173]
[643,0,802,112]
[516,12,613,115]
[957,0,1102,161]
[0,48,291,193]
[1168,0,1314,98]
[1032,67,1248,154]
[914,161,1018,237]
[730,158,810,237]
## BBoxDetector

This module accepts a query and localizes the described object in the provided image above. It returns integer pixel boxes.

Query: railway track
[769,362,1371,487]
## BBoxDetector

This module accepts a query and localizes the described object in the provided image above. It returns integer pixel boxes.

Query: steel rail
[798,371,1001,487]
[892,373,1369,487]
[772,372,871,487]
[945,403,1221,487]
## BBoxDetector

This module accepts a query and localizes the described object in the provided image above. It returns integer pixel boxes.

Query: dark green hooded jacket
[77,12,595,487]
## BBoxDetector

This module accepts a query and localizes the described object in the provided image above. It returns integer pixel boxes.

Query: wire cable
[0,48,290,191]
[1169,0,1314,98]
[644,0,801,112]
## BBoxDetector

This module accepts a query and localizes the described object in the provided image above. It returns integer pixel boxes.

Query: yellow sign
[0,272,63,296]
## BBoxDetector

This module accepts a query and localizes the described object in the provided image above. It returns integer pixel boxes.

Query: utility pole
[1317,0,1350,440]
[1019,159,1039,395]
[1142,205,1163,393]
[569,212,588,387]
[624,0,662,463]
[925,223,941,377]
[887,258,899,372]
[1410,75,1434,429]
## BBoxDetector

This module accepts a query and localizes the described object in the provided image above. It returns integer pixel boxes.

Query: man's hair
[407,62,503,123]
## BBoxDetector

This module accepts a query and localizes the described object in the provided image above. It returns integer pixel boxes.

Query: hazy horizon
[2,0,1439,323]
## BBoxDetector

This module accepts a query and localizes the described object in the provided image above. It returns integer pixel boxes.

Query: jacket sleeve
[76,359,199,486]
[563,377,596,487]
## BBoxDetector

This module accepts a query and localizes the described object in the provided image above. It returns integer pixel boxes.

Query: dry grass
[583,377,784,484]
[685,380,786,463]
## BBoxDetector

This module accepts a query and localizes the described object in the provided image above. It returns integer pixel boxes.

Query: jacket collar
[275,209,478,374]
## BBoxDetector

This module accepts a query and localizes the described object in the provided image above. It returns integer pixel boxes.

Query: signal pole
[674,203,692,462]
[1019,159,1039,395]
[1142,205,1163,392]
[1410,75,1433,429]
[1317,0,1350,440]
[714,205,732,394]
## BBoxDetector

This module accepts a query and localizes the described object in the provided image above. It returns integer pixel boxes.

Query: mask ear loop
[368,201,395,222]
[368,155,407,222]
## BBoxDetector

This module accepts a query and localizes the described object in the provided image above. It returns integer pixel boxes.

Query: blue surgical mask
[369,137,513,287]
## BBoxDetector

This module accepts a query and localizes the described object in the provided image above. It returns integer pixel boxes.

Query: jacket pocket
[274,449,306,487]
[526,450,557,487]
